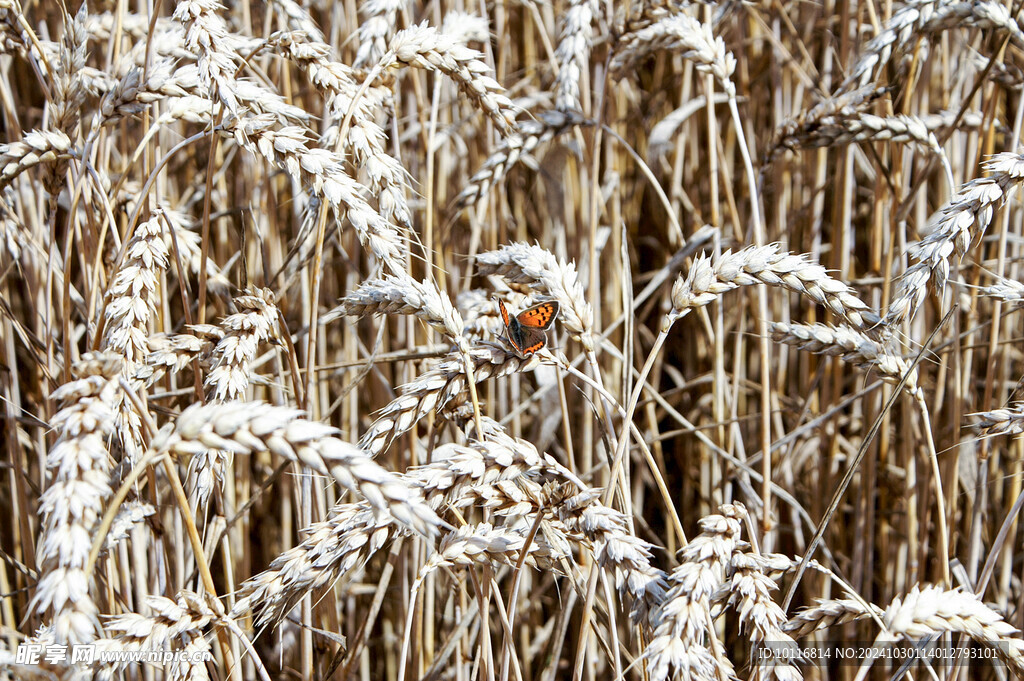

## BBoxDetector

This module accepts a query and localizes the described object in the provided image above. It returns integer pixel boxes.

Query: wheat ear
[643,504,746,681]
[453,110,589,210]
[843,0,1024,90]
[672,245,880,330]
[884,151,1024,327]
[384,23,518,136]
[769,321,919,395]
[152,401,442,536]
[554,0,596,110]
[31,353,122,645]
[972,403,1024,437]
[875,585,1024,675]
[725,552,803,681]
[784,598,884,637]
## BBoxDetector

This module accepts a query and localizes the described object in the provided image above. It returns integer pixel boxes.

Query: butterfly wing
[497,299,524,354]
[517,301,559,330]
[517,327,547,355]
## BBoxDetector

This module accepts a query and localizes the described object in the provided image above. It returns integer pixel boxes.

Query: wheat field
[3,0,1024,679]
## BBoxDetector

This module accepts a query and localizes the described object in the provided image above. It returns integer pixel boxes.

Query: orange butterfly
[497,299,560,356]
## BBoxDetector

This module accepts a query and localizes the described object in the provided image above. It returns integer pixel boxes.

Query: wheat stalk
[155,209,232,295]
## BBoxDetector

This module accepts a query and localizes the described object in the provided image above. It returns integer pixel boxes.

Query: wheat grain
[269,31,412,230]
[0,130,72,191]
[769,111,945,163]
[328,274,465,341]
[441,11,489,46]
[100,213,170,461]
[173,0,244,115]
[101,216,169,370]
[725,552,802,681]
[358,342,530,457]
[425,522,532,571]
[234,431,553,625]
[103,501,155,555]
[94,60,195,128]
[43,7,85,196]
[138,328,219,387]
[971,403,1024,437]
[186,288,282,509]
[977,275,1024,307]
[554,486,669,625]
[101,591,215,679]
[268,0,325,43]
[224,114,405,267]
[204,287,281,402]
[231,501,387,626]
[354,0,407,68]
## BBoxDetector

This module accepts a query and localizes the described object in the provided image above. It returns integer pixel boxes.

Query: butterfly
[497,299,560,356]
